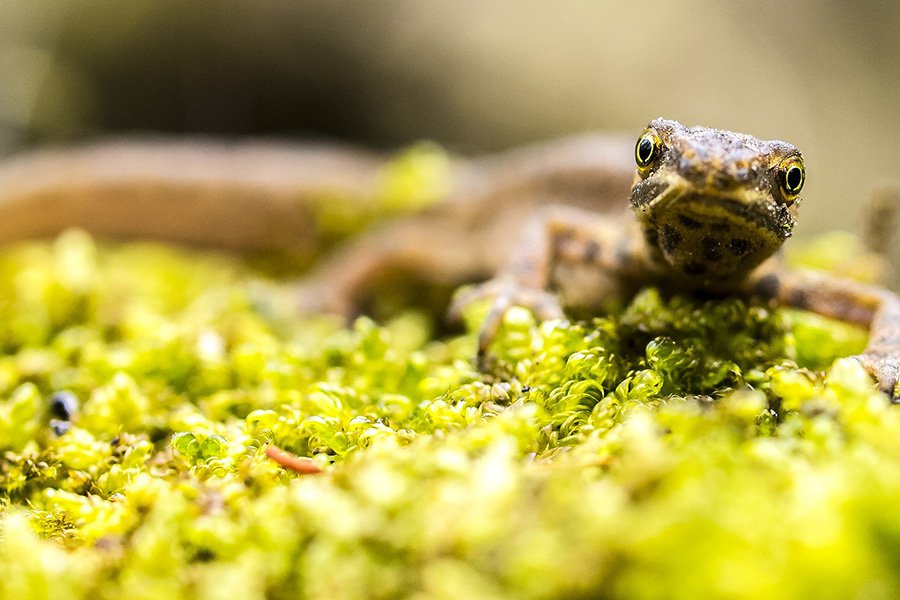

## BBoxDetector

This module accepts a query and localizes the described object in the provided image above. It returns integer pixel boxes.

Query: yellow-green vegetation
[0,229,898,600]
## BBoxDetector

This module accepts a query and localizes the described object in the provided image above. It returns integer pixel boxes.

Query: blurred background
[0,0,898,236]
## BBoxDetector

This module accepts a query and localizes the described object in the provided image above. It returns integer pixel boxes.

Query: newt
[450,118,900,398]
[0,121,897,397]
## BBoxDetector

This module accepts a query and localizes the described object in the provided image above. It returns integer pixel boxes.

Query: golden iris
[635,129,662,170]
[778,156,805,200]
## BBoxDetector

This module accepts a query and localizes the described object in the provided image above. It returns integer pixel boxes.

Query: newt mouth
[631,176,794,242]
[674,194,793,241]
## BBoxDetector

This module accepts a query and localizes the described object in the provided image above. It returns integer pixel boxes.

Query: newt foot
[449,277,564,366]
[853,352,900,401]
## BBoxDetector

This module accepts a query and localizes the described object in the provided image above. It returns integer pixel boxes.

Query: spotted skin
[453,118,900,399]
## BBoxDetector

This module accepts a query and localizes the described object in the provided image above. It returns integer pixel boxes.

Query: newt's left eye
[635,129,662,171]
[778,156,805,200]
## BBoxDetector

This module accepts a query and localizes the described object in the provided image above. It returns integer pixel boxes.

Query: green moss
[311,143,452,244]
[0,226,896,599]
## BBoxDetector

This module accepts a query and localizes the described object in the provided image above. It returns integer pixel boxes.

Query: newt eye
[778,156,805,200]
[635,129,662,170]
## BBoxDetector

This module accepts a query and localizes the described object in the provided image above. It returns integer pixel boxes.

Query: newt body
[0,135,636,312]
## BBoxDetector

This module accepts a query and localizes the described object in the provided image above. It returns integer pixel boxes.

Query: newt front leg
[749,268,900,398]
[448,205,651,364]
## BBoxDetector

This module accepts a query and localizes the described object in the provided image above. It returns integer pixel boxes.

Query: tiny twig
[265,445,323,475]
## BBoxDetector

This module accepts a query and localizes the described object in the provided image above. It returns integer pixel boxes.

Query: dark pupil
[786,166,803,191]
[638,138,654,164]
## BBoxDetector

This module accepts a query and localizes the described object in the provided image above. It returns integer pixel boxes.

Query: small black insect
[49,390,79,421]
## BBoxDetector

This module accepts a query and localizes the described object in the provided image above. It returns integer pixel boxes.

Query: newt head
[630,117,804,286]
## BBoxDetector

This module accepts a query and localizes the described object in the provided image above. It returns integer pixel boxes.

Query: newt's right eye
[776,155,805,202]
[635,129,662,170]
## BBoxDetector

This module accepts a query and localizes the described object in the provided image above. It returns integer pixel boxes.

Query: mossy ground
[0,224,897,599]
